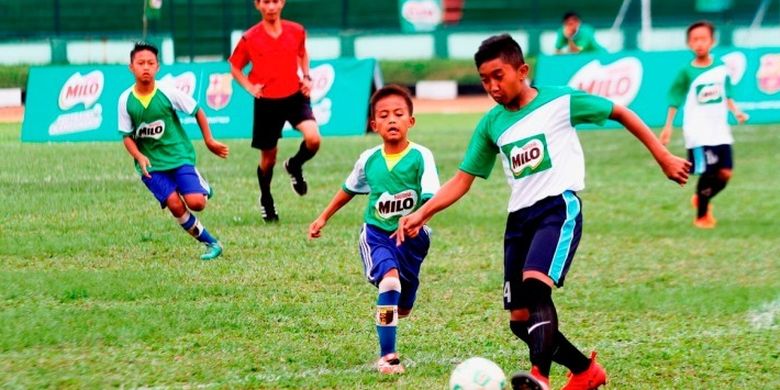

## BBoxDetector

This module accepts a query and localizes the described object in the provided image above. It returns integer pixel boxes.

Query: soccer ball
[449,357,507,390]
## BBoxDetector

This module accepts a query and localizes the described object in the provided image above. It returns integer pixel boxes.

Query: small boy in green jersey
[309,85,440,374]
[396,34,690,390]
[119,42,230,260]
[660,20,748,229]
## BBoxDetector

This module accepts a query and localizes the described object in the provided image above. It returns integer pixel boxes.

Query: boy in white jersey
[118,42,230,260]
[309,85,440,374]
[396,35,690,390]
[660,21,748,229]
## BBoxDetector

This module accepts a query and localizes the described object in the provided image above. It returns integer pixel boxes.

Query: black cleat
[258,195,279,223]
[284,159,308,196]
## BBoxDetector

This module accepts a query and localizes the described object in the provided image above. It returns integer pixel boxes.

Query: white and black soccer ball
[449,357,507,390]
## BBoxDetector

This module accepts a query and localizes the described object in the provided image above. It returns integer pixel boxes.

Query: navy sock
[510,323,589,373]
[696,173,718,217]
[376,277,401,356]
[178,212,217,245]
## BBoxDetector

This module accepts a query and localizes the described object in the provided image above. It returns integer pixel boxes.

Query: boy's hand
[205,139,229,159]
[659,125,673,146]
[137,154,152,178]
[248,84,264,98]
[735,111,749,124]
[394,212,424,246]
[309,218,326,239]
[300,78,312,97]
[659,153,691,185]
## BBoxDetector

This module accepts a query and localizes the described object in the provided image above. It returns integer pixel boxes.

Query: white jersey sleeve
[415,144,440,200]
[158,82,199,116]
[342,147,378,194]
[117,87,134,135]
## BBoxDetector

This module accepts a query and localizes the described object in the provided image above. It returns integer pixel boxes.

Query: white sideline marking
[748,296,780,330]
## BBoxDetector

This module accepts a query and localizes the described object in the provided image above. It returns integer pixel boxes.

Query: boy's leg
[174,166,222,259]
[694,145,732,222]
[285,93,320,196]
[252,97,284,221]
[377,269,401,358]
[257,148,279,222]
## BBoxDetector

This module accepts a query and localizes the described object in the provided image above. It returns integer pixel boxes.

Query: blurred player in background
[230,0,321,223]
[555,12,606,54]
[309,85,440,375]
[118,42,229,260]
[660,20,748,229]
[397,34,690,390]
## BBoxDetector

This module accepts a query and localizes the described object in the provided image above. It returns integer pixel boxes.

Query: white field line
[748,296,780,330]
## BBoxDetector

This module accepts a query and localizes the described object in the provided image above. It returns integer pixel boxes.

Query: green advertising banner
[535,48,780,128]
[399,0,442,33]
[21,58,376,142]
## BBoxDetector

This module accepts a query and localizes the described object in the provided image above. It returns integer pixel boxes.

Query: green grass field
[1,117,778,389]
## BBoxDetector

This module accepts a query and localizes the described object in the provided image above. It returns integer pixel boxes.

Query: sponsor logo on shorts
[501,134,552,179]
[136,120,166,139]
[568,57,643,106]
[375,190,418,219]
[696,83,724,104]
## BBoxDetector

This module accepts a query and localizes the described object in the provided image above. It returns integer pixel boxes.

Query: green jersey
[117,82,200,174]
[667,58,733,148]
[342,143,440,232]
[555,24,606,54]
[460,86,612,212]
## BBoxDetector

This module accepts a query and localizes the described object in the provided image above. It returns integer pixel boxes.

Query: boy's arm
[395,170,476,244]
[298,41,312,97]
[195,108,229,158]
[610,104,691,185]
[230,65,263,98]
[309,189,355,238]
[122,136,151,178]
[659,106,678,145]
[726,98,748,124]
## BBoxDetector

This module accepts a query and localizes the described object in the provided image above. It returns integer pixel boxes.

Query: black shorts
[252,91,315,150]
[503,191,583,310]
[687,144,733,175]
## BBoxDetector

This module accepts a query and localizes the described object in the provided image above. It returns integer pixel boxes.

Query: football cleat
[511,366,550,390]
[284,159,308,196]
[200,242,223,261]
[561,351,607,390]
[258,195,279,223]
[376,352,405,375]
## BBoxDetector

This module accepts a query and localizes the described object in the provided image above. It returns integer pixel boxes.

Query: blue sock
[177,212,217,245]
[376,277,401,356]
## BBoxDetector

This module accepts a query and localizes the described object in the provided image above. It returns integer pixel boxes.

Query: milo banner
[399,0,442,33]
[535,47,780,128]
[21,58,377,142]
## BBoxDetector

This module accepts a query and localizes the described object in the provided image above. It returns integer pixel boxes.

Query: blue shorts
[358,223,430,310]
[141,164,212,208]
[503,191,582,310]
[688,144,733,175]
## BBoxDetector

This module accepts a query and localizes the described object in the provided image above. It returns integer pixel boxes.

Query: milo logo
[568,57,642,106]
[375,190,418,219]
[502,134,552,179]
[136,120,165,140]
[695,83,723,104]
[58,71,104,110]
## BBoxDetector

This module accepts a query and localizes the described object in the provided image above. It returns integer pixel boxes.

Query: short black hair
[562,11,580,22]
[370,84,414,118]
[130,41,159,61]
[687,20,715,38]
[474,34,525,69]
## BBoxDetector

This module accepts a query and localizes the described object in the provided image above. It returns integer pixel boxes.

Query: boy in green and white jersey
[660,20,748,229]
[119,42,230,260]
[309,85,440,375]
[396,34,690,390]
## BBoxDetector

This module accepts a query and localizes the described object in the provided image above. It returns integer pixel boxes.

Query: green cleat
[201,242,223,261]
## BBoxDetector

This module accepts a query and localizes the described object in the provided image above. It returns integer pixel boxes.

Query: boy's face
[478,58,528,106]
[687,26,714,58]
[370,95,414,144]
[256,0,284,22]
[563,17,580,38]
[129,49,159,84]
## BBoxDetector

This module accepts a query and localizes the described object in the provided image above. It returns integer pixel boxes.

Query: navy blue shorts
[141,164,212,208]
[358,223,430,310]
[503,191,582,310]
[688,144,733,175]
[252,91,315,150]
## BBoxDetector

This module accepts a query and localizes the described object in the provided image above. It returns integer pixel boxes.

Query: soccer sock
[696,173,718,218]
[288,141,317,168]
[376,276,401,357]
[176,212,217,245]
[509,323,590,373]
[524,278,558,377]
[256,166,273,203]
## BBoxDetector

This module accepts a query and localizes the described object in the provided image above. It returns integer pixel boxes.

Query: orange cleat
[376,352,405,374]
[511,366,550,390]
[693,215,717,229]
[561,352,607,390]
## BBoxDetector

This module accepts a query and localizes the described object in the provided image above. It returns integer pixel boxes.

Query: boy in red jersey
[229,0,321,222]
